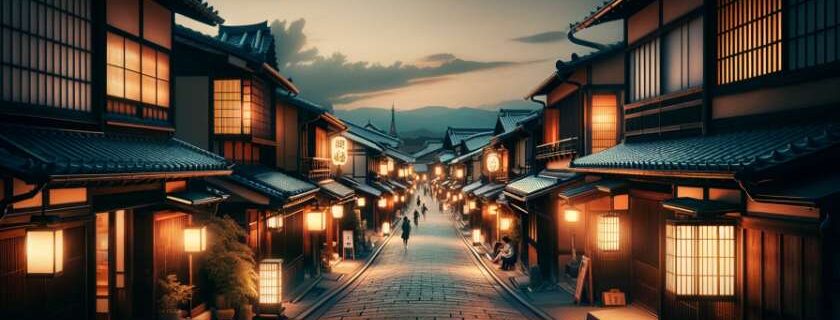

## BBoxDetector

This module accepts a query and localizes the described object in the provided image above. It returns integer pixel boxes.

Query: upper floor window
[787,0,840,70]
[1,0,92,112]
[106,32,169,107]
[591,94,618,153]
[543,107,560,143]
[630,38,660,101]
[315,127,328,158]
[214,79,269,137]
[664,17,704,93]
[717,0,783,85]
[107,0,171,49]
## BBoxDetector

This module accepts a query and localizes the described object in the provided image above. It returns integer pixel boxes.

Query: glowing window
[259,259,283,305]
[106,32,169,107]
[665,222,735,297]
[717,0,783,85]
[591,94,617,153]
[597,213,620,251]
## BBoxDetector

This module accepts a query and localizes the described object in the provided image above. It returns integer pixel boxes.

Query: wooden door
[630,196,665,314]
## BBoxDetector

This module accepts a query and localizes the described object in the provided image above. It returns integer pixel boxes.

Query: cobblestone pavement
[315,192,530,320]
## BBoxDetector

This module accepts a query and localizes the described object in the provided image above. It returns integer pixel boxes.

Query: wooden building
[546,0,840,319]
[0,1,231,319]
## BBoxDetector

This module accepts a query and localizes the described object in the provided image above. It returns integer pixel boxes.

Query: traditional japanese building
[0,1,232,319]
[543,0,840,319]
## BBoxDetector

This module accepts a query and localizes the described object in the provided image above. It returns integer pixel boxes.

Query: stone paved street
[315,192,530,320]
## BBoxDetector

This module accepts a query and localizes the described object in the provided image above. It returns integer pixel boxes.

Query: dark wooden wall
[630,193,666,314]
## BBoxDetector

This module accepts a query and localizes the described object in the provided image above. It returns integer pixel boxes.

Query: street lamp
[500,217,512,231]
[472,229,482,245]
[306,210,326,232]
[382,221,391,236]
[183,226,207,253]
[357,197,366,207]
[26,228,64,276]
[563,208,580,260]
[267,214,283,230]
[258,258,283,314]
[378,198,387,208]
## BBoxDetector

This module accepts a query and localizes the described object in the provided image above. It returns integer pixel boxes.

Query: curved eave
[567,166,734,180]
[262,63,299,95]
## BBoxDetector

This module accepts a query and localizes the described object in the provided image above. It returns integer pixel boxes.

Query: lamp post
[306,207,326,274]
[564,208,581,260]
[258,258,283,315]
[183,225,207,313]
[331,204,344,261]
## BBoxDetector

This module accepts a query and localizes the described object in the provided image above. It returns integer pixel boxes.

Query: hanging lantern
[400,195,405,202]
[564,208,581,223]
[267,214,284,229]
[500,217,513,231]
[485,152,501,173]
[469,200,477,210]
[472,229,482,245]
[393,195,399,203]
[422,174,427,181]
[456,168,464,178]
[398,168,405,177]
[665,219,735,297]
[379,163,388,176]
[258,258,283,311]
[306,210,326,231]
[331,205,344,219]
[378,198,387,208]
[488,204,498,215]
[183,226,207,253]
[386,158,395,172]
[357,197,366,207]
[382,221,391,235]
[330,136,348,165]
[408,166,413,175]
[463,204,469,213]
[458,193,463,200]
[26,228,64,276]
[597,213,620,251]
[434,166,443,176]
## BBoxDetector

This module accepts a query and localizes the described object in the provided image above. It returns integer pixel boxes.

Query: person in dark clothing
[416,197,421,207]
[413,209,420,227]
[401,216,411,248]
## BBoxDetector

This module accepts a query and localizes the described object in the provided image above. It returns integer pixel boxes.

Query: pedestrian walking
[413,209,420,227]
[422,203,428,215]
[416,197,421,207]
[401,216,411,248]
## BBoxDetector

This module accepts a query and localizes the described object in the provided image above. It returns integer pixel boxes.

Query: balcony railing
[536,137,579,160]
[302,157,331,181]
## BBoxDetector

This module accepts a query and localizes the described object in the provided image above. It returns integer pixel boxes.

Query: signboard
[574,255,593,304]
[331,136,348,165]
[602,289,626,306]
[342,230,354,249]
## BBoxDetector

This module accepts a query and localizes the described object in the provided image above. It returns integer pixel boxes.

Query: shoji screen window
[630,39,660,101]
[717,0,783,85]
[591,94,618,153]
[787,0,840,70]
[664,17,704,93]
[0,0,92,112]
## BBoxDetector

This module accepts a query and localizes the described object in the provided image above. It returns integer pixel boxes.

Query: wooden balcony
[302,157,331,181]
[536,137,578,160]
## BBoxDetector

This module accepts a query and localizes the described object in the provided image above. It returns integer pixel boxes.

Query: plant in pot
[196,214,258,320]
[158,274,194,320]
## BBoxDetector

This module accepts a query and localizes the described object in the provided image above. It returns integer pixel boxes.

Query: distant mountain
[335,105,527,139]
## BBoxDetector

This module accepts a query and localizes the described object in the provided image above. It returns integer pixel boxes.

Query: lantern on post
[500,217,512,231]
[378,197,387,208]
[267,214,283,230]
[382,221,391,236]
[357,197,366,207]
[306,209,326,232]
[331,205,344,219]
[26,228,64,276]
[472,229,482,245]
[183,226,207,253]
[258,258,283,314]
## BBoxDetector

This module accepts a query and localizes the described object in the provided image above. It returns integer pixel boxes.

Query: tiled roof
[558,183,598,200]
[573,0,654,32]
[496,109,535,135]
[412,140,444,159]
[167,190,228,206]
[344,120,400,149]
[413,163,429,173]
[473,183,504,198]
[462,180,485,194]
[318,179,355,200]
[572,123,840,176]
[445,127,493,148]
[277,92,330,114]
[463,132,494,152]
[0,126,230,180]
[384,147,414,163]
[745,172,840,207]
[662,198,740,216]
[169,0,224,25]
[339,177,382,197]
[218,22,277,67]
[449,148,482,165]
[371,181,396,195]
[229,165,318,201]
[526,43,624,98]
[387,179,408,191]
[175,25,263,65]
[342,131,384,152]
[505,171,580,200]
[437,151,455,163]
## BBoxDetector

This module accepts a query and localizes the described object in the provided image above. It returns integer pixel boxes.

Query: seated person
[492,236,516,270]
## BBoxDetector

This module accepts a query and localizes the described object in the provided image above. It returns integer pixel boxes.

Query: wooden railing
[536,137,578,160]
[302,157,331,181]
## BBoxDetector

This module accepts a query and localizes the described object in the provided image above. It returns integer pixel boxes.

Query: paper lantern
[456,168,464,178]
[378,198,387,208]
[665,220,735,297]
[379,163,388,176]
[500,217,512,231]
[382,221,391,235]
[400,195,405,202]
[357,197,366,207]
[469,200,477,210]
[267,214,283,229]
[258,259,283,307]
[434,166,443,176]
[331,205,344,219]
[488,204,498,215]
[386,158,394,172]
[485,152,501,173]
[306,210,326,231]
[564,208,580,223]
[597,213,619,251]
[26,228,63,275]
[183,226,207,253]
[463,204,469,213]
[330,136,348,165]
[398,169,405,177]
[472,229,482,244]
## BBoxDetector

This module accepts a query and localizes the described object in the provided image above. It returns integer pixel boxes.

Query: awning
[744,172,840,207]
[413,163,429,173]
[462,180,485,194]
[0,126,231,182]
[474,183,504,199]
[210,165,318,206]
[339,177,382,197]
[558,183,599,201]
[449,148,483,164]
[449,183,463,190]
[504,171,580,201]
[387,179,408,191]
[594,179,627,193]
[371,181,396,195]
[318,179,355,201]
[662,198,740,216]
[440,180,452,188]
[167,190,228,206]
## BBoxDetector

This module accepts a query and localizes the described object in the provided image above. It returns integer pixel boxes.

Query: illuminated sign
[331,136,348,165]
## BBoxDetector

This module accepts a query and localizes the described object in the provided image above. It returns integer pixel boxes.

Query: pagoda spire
[388,102,398,138]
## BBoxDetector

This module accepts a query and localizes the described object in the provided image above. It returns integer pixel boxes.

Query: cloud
[511,30,567,44]
[269,18,530,108]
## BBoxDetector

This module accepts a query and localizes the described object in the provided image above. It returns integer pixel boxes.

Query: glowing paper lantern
[434,166,443,176]
[357,197,366,207]
[26,228,63,275]
[469,200,477,210]
[330,136,348,165]
[488,204,498,215]
[331,205,344,219]
[398,169,405,177]
[400,195,405,202]
[306,210,326,231]
[472,229,482,244]
[386,158,395,172]
[267,214,284,229]
[378,198,387,208]
[485,152,501,172]
[258,258,283,308]
[382,221,391,236]
[597,213,619,251]
[564,208,581,223]
[500,217,512,231]
[463,204,469,213]
[456,168,464,178]
[379,163,388,176]
[183,226,207,253]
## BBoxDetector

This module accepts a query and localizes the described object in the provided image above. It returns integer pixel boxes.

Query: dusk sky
[178,0,621,111]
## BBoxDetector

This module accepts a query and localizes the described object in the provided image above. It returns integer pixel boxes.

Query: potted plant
[196,214,258,320]
[158,274,193,320]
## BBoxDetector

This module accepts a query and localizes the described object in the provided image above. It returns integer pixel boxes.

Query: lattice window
[245,79,271,139]
[787,0,840,70]
[630,38,660,101]
[214,79,245,134]
[591,94,618,153]
[666,223,735,296]
[717,0,783,85]
[106,32,169,107]
[597,213,620,251]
